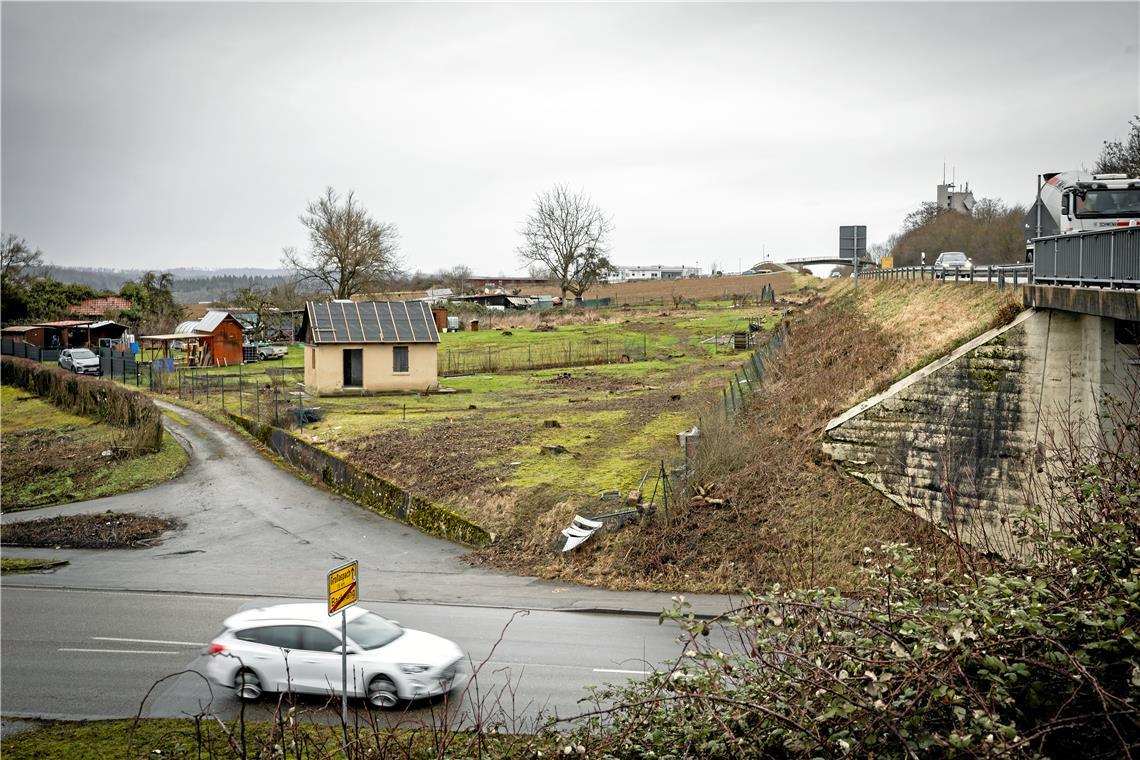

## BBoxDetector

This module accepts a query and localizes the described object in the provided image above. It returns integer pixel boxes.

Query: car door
[233,625,301,692]
[60,350,72,370]
[291,625,348,695]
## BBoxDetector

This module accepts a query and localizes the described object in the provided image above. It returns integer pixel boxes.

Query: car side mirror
[335,645,360,655]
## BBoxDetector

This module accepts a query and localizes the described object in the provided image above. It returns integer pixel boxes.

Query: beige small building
[300,300,440,395]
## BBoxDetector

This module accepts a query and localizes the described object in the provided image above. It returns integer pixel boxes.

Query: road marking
[493,661,650,675]
[92,636,204,647]
[59,648,179,655]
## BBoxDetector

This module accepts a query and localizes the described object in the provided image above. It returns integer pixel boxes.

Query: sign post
[328,560,358,751]
[839,225,867,287]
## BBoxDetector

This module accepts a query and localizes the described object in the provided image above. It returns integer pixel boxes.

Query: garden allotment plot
[303,303,782,539]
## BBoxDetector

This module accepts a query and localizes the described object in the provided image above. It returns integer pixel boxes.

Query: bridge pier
[823,307,1138,556]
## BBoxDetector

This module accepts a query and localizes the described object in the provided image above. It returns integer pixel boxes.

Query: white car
[204,603,466,709]
[934,251,973,277]
[58,348,102,375]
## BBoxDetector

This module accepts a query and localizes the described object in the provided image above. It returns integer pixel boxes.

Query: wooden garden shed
[189,310,246,366]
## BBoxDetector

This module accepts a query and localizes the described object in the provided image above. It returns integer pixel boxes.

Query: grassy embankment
[0,385,187,512]
[526,277,1024,592]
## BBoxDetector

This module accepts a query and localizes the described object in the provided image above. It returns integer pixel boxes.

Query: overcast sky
[3,2,1137,276]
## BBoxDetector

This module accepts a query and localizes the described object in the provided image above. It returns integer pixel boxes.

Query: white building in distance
[608,265,701,283]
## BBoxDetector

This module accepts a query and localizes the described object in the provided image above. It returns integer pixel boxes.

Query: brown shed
[1,325,47,346]
[193,310,245,366]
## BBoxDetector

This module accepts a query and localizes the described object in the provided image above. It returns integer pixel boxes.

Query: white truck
[1026,171,1140,244]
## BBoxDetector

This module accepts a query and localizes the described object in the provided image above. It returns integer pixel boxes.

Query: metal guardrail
[1032,227,1139,288]
[858,264,1034,289]
[860,228,1139,290]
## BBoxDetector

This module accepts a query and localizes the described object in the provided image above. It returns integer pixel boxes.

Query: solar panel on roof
[304,301,439,344]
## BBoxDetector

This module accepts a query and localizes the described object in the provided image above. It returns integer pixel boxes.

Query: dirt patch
[343,419,535,530]
[1,512,182,549]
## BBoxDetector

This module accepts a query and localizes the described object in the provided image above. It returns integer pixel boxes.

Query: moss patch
[1,557,68,574]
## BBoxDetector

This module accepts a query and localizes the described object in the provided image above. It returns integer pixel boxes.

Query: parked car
[934,251,973,278]
[58,348,102,376]
[256,343,288,360]
[204,603,466,709]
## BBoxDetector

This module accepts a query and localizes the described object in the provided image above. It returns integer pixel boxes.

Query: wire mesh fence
[439,335,658,376]
[139,361,307,427]
[718,325,787,417]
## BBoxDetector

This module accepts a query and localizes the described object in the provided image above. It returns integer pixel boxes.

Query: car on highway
[58,348,102,376]
[934,251,973,278]
[204,603,466,709]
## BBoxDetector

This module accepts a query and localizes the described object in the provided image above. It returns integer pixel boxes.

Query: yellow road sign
[327,560,358,616]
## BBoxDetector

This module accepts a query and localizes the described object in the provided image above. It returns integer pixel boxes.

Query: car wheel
[366,675,399,709]
[235,668,263,701]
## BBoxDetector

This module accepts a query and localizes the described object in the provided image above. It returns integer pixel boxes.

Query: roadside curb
[0,582,730,619]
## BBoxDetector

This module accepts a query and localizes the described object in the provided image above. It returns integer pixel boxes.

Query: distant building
[607,265,700,284]
[464,275,547,291]
[69,296,131,319]
[936,181,975,214]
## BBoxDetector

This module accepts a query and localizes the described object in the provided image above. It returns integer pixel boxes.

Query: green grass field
[0,386,188,511]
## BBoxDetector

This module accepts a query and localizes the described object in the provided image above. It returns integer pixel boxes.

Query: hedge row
[1,356,163,453]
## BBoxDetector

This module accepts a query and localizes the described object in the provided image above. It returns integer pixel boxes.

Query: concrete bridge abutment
[823,303,1138,554]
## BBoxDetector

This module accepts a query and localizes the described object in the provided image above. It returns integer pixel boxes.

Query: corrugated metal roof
[195,311,237,334]
[304,300,440,344]
[34,320,93,328]
[175,320,200,334]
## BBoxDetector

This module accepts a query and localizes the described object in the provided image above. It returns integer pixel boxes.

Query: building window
[311,347,316,369]
[393,345,409,373]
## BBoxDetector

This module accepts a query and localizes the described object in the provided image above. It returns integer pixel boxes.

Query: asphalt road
[1,403,735,723]
[1,587,693,724]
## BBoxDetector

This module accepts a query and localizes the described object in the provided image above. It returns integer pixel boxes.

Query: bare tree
[438,265,472,295]
[1093,114,1140,176]
[1,233,44,283]
[282,188,401,299]
[517,185,615,302]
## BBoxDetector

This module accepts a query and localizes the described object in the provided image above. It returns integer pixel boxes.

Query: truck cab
[1029,171,1140,239]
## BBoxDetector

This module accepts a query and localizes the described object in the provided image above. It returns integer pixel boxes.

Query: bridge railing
[1032,227,1139,288]
[858,264,1034,289]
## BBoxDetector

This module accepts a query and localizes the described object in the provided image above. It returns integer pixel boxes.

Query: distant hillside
[43,266,294,304]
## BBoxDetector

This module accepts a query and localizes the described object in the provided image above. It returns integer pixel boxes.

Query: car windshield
[70,349,96,359]
[346,611,403,650]
[939,253,968,264]
[1075,189,1140,218]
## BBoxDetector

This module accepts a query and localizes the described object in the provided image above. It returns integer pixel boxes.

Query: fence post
[221,375,225,410]
[239,364,243,417]
[256,383,260,423]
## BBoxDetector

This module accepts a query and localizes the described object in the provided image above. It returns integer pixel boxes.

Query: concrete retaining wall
[823,308,1137,553]
[228,413,492,547]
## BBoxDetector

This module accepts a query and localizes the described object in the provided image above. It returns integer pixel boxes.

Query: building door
[343,349,363,387]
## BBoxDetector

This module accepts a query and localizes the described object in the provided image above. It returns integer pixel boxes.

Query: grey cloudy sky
[3,2,1137,275]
